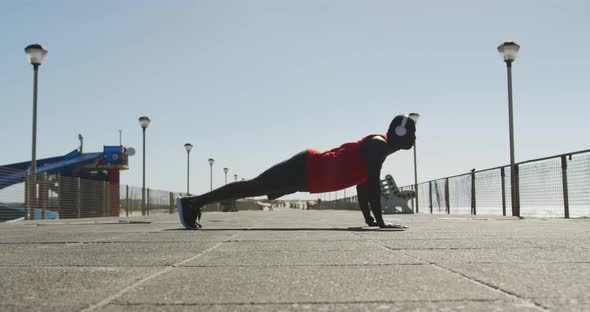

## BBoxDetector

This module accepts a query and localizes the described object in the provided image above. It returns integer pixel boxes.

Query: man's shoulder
[366,135,388,149]
[359,134,386,144]
[360,135,388,156]
[370,135,387,143]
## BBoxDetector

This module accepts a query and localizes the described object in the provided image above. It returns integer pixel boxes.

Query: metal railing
[402,150,590,218]
[320,149,590,218]
[402,149,590,218]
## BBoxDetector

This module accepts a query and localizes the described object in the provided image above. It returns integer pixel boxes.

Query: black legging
[189,151,309,206]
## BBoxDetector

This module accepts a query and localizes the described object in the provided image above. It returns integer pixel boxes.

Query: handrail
[418,148,590,185]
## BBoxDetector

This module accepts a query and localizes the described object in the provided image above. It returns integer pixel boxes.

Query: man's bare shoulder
[366,135,388,150]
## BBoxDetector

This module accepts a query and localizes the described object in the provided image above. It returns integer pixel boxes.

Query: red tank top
[305,134,387,193]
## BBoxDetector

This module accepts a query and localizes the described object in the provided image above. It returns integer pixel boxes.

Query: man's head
[387,114,418,150]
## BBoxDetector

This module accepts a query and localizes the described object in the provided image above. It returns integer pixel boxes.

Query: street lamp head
[24,44,48,66]
[408,113,420,125]
[224,167,228,173]
[138,116,151,129]
[208,158,214,166]
[497,41,520,62]
[184,143,193,152]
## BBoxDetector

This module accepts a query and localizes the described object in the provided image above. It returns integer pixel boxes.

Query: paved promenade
[1,208,588,311]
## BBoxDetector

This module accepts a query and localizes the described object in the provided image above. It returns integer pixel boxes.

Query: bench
[381,174,415,214]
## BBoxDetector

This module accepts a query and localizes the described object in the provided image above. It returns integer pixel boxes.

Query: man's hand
[366,221,407,228]
[379,222,408,229]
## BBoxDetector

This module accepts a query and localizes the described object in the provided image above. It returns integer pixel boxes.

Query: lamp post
[234,174,238,182]
[208,158,215,191]
[224,168,229,185]
[184,143,193,195]
[409,113,420,213]
[78,134,84,153]
[497,41,521,217]
[24,44,48,220]
[139,116,151,215]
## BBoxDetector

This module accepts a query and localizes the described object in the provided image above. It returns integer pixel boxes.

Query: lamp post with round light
[409,113,420,213]
[184,143,193,195]
[24,44,48,220]
[139,116,151,215]
[208,158,215,191]
[224,168,229,185]
[497,41,521,217]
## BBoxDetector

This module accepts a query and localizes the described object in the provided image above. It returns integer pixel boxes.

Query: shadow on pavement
[163,227,406,232]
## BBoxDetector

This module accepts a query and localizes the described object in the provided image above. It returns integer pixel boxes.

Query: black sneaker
[365,217,379,227]
[366,220,380,227]
[177,196,202,230]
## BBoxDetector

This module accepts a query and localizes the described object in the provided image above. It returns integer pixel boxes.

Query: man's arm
[356,183,376,225]
[366,164,385,226]
[365,137,397,228]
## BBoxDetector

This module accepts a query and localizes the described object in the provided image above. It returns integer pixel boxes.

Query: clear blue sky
[1,0,589,199]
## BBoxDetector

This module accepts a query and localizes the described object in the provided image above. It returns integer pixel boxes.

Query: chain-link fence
[119,185,180,217]
[0,165,275,221]
[0,166,182,221]
[320,149,590,218]
[0,167,26,221]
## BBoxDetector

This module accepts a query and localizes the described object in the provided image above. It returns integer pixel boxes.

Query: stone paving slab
[181,249,421,266]
[0,231,129,244]
[403,247,590,263]
[527,238,590,249]
[377,238,539,250]
[230,230,364,241]
[116,266,506,305]
[0,267,159,312]
[213,240,385,251]
[0,220,170,244]
[0,303,89,312]
[107,231,241,243]
[444,262,590,299]
[100,301,541,312]
[534,297,590,312]
[0,242,218,267]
